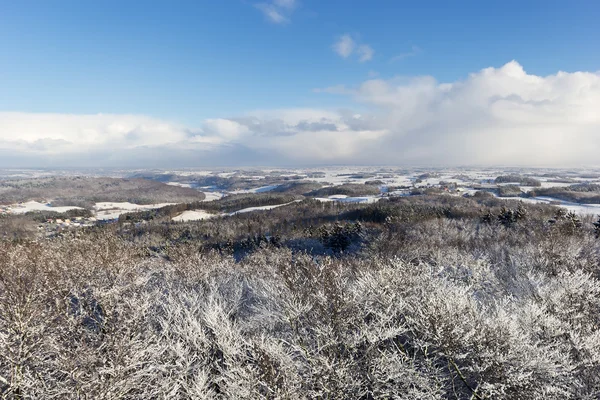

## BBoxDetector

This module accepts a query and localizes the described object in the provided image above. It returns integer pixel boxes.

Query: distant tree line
[495,175,542,186]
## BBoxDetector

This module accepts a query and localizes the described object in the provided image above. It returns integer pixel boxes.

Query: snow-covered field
[172,210,217,222]
[314,195,381,204]
[7,201,83,214]
[335,196,381,204]
[202,192,225,202]
[503,196,600,216]
[94,202,175,220]
[228,185,280,194]
[166,182,193,188]
[229,200,302,215]
[539,181,573,188]
[5,200,178,220]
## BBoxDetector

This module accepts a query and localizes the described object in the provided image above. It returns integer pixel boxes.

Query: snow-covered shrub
[2,196,600,398]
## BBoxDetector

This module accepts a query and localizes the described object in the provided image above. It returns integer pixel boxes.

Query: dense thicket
[494,175,542,187]
[497,184,522,197]
[270,181,323,195]
[2,195,600,399]
[0,215,38,240]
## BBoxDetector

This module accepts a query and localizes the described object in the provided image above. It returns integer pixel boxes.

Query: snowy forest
[2,182,600,399]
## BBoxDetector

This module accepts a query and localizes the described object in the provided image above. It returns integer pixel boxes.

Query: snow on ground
[417,178,442,187]
[539,181,574,188]
[94,202,175,220]
[313,195,381,204]
[202,192,225,202]
[8,201,83,214]
[166,182,193,188]
[95,202,175,211]
[228,185,280,194]
[499,196,600,216]
[334,196,381,204]
[519,186,536,193]
[387,190,412,197]
[229,200,302,215]
[172,210,217,222]
[254,185,280,193]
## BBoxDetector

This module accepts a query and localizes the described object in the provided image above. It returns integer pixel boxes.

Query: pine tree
[593,216,600,238]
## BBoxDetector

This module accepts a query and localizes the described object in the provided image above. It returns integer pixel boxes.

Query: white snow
[228,185,280,194]
[94,202,175,220]
[254,185,280,193]
[337,196,380,204]
[202,192,225,202]
[8,201,83,214]
[501,196,600,216]
[313,195,381,204]
[229,200,302,215]
[166,182,193,188]
[172,210,217,222]
[539,181,573,188]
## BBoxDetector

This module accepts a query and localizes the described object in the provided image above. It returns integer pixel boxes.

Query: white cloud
[0,113,189,151]
[332,34,355,58]
[202,118,249,140]
[255,0,297,24]
[3,62,600,167]
[333,34,374,62]
[344,61,600,165]
[273,0,296,9]
[390,45,422,62]
[357,44,374,62]
[312,84,351,95]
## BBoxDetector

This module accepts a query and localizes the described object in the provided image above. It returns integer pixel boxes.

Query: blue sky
[0,0,599,167]
[2,0,598,124]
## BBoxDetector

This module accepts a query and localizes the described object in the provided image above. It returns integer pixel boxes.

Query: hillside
[0,177,205,207]
[2,192,600,398]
